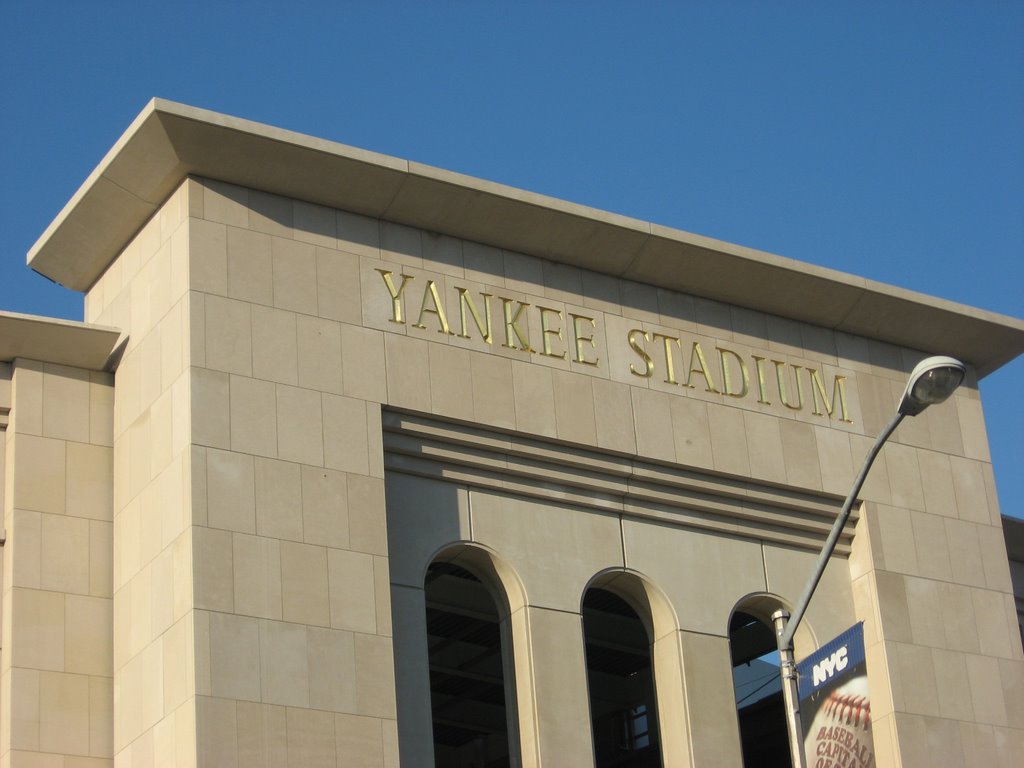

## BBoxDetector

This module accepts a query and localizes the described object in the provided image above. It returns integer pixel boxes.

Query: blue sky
[2,2,1021,516]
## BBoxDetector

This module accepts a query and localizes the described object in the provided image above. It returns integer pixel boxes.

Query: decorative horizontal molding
[382,410,857,555]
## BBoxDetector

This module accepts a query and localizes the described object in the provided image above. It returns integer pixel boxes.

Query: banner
[796,622,874,768]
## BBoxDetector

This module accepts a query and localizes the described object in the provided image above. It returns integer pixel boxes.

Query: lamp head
[898,356,966,416]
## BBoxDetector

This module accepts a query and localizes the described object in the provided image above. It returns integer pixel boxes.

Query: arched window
[424,560,515,767]
[729,602,791,767]
[582,586,663,767]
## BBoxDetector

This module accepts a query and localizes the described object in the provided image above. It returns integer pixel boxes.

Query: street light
[772,355,966,768]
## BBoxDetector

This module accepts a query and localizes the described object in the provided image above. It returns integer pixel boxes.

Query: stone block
[280,541,330,627]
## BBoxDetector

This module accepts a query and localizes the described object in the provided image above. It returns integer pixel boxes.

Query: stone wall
[61,173,1024,766]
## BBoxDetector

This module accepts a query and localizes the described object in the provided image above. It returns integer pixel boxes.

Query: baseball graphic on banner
[804,676,872,767]
[796,623,875,768]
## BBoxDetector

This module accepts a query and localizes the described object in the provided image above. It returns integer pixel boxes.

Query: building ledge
[0,311,121,370]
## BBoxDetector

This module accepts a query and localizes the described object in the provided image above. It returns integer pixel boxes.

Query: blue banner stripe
[796,622,866,700]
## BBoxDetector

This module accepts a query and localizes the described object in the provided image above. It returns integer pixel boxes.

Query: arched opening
[582,586,663,767]
[424,559,514,767]
[728,599,792,767]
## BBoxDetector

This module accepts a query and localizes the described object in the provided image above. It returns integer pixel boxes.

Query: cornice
[27,99,1024,376]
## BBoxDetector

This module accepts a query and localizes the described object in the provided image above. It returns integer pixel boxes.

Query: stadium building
[1,100,1022,767]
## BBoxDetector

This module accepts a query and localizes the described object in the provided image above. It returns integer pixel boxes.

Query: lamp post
[774,355,966,768]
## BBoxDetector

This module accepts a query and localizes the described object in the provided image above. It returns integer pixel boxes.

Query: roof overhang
[28,99,1024,377]
[0,311,121,370]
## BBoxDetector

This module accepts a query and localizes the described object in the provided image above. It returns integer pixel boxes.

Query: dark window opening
[425,561,511,768]
[583,587,663,768]
[729,611,792,767]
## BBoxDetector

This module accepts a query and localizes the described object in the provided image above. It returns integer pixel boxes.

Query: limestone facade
[1,100,1022,767]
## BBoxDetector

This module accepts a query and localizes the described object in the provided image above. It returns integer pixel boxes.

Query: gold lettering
[652,333,682,385]
[774,360,805,410]
[628,329,654,378]
[569,313,599,366]
[752,355,772,404]
[412,280,454,335]
[684,342,719,392]
[538,306,566,359]
[376,269,413,324]
[501,298,533,352]
[717,347,749,398]
[808,369,852,423]
[456,287,493,343]
[377,268,860,423]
